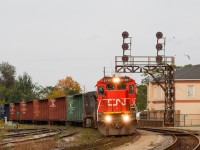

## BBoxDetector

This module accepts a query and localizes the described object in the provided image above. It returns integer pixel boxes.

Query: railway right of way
[138,128,200,150]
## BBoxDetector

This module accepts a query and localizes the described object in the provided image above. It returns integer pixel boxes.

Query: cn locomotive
[96,76,137,135]
[0,76,137,136]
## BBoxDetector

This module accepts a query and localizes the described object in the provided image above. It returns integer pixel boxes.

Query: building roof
[175,64,200,80]
[149,64,200,83]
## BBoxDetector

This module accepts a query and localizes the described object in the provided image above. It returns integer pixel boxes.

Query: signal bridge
[115,31,175,127]
[115,56,175,73]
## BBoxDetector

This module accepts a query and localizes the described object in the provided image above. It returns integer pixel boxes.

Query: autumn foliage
[48,76,81,98]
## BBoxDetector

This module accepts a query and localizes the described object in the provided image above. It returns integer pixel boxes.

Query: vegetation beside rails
[0,124,140,150]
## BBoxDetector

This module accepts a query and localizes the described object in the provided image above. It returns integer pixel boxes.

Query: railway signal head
[122,55,129,62]
[156,55,163,64]
[122,43,129,50]
[122,31,129,39]
[156,32,163,39]
[156,43,163,50]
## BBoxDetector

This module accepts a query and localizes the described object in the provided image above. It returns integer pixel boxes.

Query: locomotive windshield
[118,83,126,90]
[106,83,127,90]
[106,84,114,90]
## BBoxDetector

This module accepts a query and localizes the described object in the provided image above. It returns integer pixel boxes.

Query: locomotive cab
[96,76,137,135]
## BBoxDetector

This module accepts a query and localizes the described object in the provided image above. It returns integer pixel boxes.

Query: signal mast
[115,31,175,127]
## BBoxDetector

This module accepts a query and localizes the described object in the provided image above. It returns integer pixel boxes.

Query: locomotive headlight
[113,77,120,83]
[105,115,112,123]
[123,115,130,122]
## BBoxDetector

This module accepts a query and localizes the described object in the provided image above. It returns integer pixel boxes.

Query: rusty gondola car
[6,92,97,128]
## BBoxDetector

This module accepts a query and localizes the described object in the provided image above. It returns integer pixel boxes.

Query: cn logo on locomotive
[107,98,126,106]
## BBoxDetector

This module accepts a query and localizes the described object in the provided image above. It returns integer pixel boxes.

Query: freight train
[0,92,97,128]
[0,76,137,136]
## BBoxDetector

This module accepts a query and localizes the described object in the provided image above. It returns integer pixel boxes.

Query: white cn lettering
[107,99,126,106]
[50,99,56,107]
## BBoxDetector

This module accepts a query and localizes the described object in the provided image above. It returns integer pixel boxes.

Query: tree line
[0,62,81,104]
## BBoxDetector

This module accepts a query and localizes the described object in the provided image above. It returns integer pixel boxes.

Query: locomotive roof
[97,76,135,83]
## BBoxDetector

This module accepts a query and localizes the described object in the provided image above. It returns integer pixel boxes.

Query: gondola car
[96,76,137,135]
[66,91,97,128]
[0,104,10,121]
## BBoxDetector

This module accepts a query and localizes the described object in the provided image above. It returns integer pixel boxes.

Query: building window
[155,86,163,100]
[187,85,195,97]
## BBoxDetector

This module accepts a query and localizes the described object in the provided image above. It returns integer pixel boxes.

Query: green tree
[0,62,16,102]
[0,62,16,88]
[0,84,7,104]
[37,86,55,99]
[11,72,38,102]
[136,85,147,110]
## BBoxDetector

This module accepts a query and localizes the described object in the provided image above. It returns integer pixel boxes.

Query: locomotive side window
[118,83,126,90]
[98,86,104,95]
[129,85,134,93]
[106,84,114,90]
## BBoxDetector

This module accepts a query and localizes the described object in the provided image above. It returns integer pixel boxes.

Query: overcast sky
[0,0,200,91]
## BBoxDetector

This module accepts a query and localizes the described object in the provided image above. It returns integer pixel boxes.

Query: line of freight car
[0,91,97,128]
[0,104,9,121]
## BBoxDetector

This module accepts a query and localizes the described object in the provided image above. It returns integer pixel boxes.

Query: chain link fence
[138,110,200,127]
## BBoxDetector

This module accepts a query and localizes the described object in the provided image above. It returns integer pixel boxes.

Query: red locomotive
[96,76,137,135]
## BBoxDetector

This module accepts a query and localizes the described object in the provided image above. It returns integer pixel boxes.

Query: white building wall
[148,80,200,114]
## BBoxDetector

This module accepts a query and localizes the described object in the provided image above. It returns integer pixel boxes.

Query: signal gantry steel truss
[115,56,175,126]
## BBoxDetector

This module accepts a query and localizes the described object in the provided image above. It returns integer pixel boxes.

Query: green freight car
[66,91,97,128]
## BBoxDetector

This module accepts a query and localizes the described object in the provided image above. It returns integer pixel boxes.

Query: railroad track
[0,128,78,148]
[138,128,200,150]
[4,128,53,138]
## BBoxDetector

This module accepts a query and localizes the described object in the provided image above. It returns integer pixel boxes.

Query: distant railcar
[48,96,66,125]
[5,92,97,130]
[34,99,49,124]
[66,91,97,128]
[96,76,137,135]
[20,101,34,123]
[0,104,10,121]
[9,103,20,121]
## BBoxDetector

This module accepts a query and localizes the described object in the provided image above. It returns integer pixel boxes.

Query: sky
[0,0,200,92]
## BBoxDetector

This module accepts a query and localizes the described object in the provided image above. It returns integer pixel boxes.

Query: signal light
[156,32,163,39]
[122,31,129,39]
[122,43,129,50]
[122,55,129,62]
[156,55,163,64]
[156,43,163,50]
